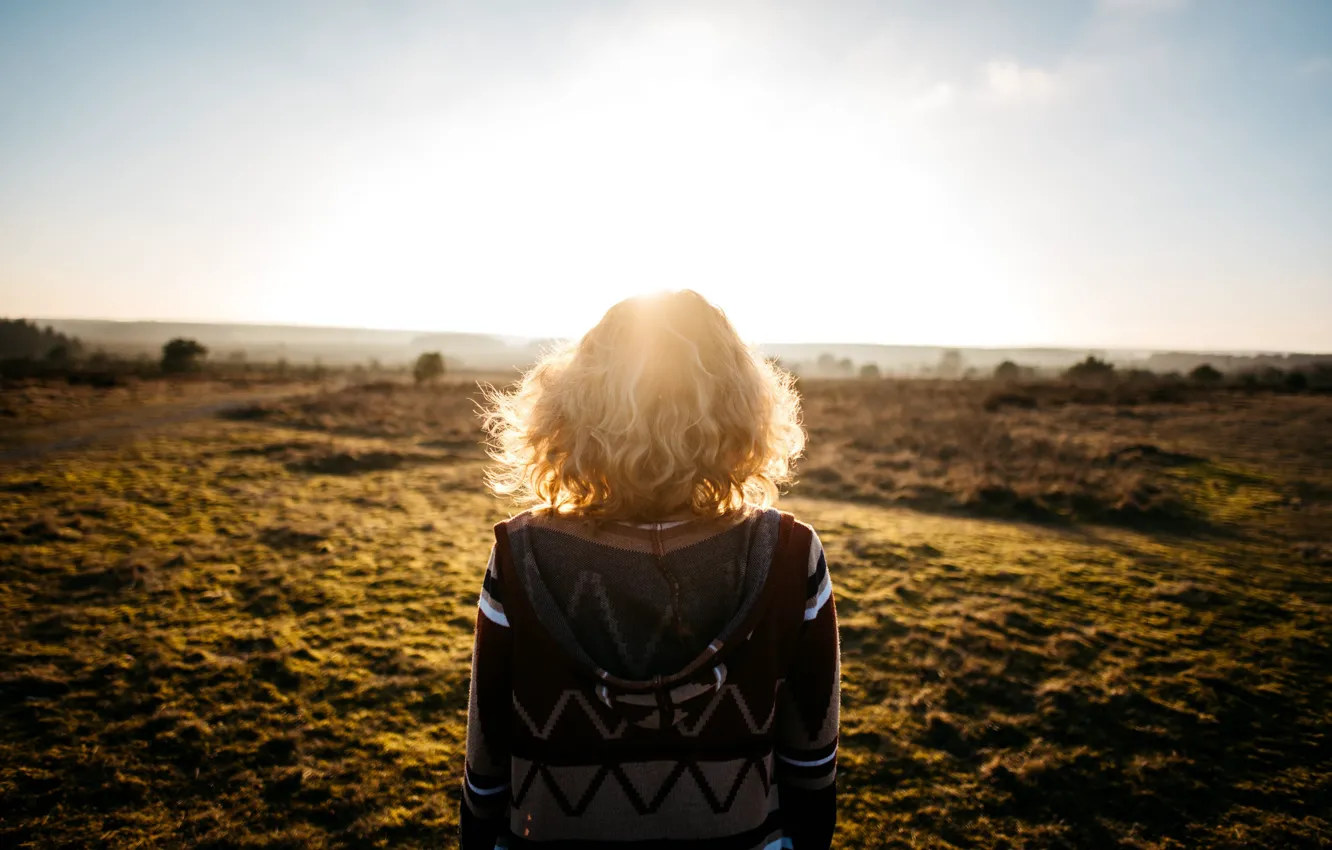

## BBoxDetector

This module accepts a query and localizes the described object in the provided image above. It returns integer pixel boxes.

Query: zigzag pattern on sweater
[677,681,782,737]
[512,756,773,817]
[513,690,629,740]
[564,571,675,676]
[513,681,784,742]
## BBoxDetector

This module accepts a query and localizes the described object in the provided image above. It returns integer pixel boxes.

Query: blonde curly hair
[482,290,805,520]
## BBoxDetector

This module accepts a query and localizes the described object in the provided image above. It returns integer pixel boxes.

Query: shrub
[1285,370,1308,391]
[1312,364,1332,390]
[413,351,446,385]
[1258,367,1286,386]
[983,390,1038,412]
[1064,356,1115,383]
[67,371,123,388]
[858,363,882,381]
[1190,364,1223,385]
[994,360,1021,381]
[161,338,208,374]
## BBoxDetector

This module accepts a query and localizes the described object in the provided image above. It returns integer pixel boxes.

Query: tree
[937,349,964,379]
[161,338,207,373]
[994,360,1021,381]
[414,351,446,385]
[0,318,82,360]
[1189,363,1223,385]
[858,363,882,381]
[44,344,73,366]
[1064,355,1115,382]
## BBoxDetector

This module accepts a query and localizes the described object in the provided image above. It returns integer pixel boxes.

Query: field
[1,378,1330,848]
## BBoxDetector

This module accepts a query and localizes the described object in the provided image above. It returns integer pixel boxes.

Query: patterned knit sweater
[461,508,840,849]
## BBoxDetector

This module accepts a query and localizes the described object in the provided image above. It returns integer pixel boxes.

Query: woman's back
[516,509,775,680]
[461,290,840,848]
[463,508,838,849]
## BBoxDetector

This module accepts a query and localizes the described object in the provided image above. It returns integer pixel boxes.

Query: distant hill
[1137,350,1332,375]
[756,343,1148,376]
[29,318,1332,376]
[36,319,535,370]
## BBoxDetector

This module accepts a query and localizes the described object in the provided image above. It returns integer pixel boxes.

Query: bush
[1313,364,1332,390]
[67,371,124,388]
[161,338,208,374]
[1190,364,1223,385]
[1285,371,1308,391]
[1122,368,1158,384]
[994,361,1021,381]
[858,363,882,381]
[983,391,1038,412]
[1064,356,1115,383]
[413,352,446,385]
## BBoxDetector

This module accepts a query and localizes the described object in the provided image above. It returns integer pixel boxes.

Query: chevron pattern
[513,690,628,740]
[512,756,773,817]
[565,570,676,675]
[512,681,784,743]
[676,682,782,737]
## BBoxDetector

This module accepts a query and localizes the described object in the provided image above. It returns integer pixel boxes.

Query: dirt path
[0,387,306,464]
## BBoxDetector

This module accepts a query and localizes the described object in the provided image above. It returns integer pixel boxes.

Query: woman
[462,290,839,849]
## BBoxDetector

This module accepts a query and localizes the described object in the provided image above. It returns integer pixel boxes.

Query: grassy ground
[0,378,318,457]
[1,380,1329,848]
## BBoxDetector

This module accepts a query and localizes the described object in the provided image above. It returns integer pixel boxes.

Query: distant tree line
[0,322,456,391]
[784,346,1330,396]
[0,319,83,361]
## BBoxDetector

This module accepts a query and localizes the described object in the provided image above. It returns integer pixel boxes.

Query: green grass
[1,381,1330,848]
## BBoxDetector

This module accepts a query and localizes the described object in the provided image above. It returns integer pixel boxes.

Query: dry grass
[0,378,266,429]
[0,378,318,456]
[1,379,1329,848]
[798,380,1332,537]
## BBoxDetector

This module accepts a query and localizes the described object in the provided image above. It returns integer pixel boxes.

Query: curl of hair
[482,291,804,520]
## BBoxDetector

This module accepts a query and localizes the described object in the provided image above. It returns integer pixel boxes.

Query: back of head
[484,290,804,520]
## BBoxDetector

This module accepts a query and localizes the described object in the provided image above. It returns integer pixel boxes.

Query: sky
[1,0,1330,352]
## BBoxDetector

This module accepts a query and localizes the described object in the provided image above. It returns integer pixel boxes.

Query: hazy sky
[2,1,1330,351]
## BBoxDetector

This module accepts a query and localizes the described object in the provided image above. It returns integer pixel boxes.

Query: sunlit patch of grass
[2,382,1330,847]
[1,420,503,847]
[782,496,1331,848]
[1160,461,1288,528]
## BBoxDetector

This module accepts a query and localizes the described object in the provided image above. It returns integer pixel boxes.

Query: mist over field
[26,317,1332,377]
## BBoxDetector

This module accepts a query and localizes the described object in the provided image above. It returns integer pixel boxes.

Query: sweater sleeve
[774,527,840,850]
[460,546,513,850]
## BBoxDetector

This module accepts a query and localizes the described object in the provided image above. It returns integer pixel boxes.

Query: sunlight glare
[262,15,1025,344]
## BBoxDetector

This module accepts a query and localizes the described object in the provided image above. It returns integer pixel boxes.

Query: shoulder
[493,507,542,535]
[782,515,832,619]
[780,514,826,571]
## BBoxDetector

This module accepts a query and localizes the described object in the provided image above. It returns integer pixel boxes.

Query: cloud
[1299,56,1332,77]
[909,82,956,112]
[982,60,1069,106]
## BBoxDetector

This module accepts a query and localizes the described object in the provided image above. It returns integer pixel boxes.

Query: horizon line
[19,314,1332,358]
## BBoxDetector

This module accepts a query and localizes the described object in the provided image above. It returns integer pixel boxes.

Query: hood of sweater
[502,507,782,683]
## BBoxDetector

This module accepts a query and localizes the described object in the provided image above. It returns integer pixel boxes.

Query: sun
[261,15,1027,344]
